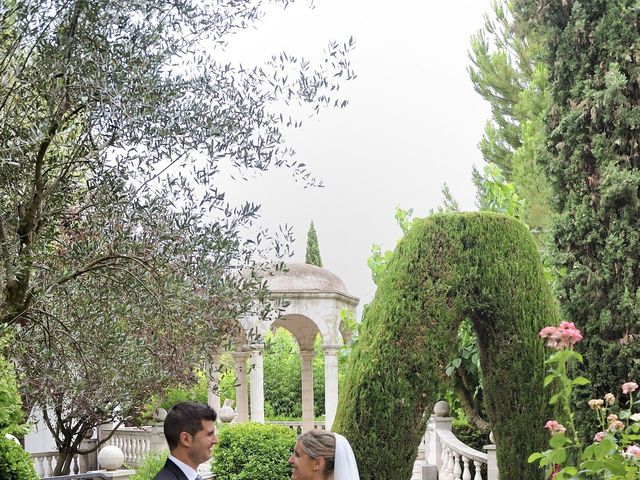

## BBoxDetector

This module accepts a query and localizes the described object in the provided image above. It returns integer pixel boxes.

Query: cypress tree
[469,0,553,232]
[334,212,556,480]
[516,0,640,433]
[305,221,323,267]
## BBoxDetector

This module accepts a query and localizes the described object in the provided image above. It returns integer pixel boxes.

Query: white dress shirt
[168,455,200,480]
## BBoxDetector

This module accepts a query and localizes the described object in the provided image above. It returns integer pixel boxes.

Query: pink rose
[593,431,606,442]
[622,382,638,394]
[604,393,615,405]
[545,420,567,435]
[539,326,557,337]
[608,420,625,432]
[538,323,583,350]
[625,445,640,458]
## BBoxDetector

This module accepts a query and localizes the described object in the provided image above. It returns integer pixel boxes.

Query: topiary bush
[0,436,39,480]
[333,212,557,480]
[129,449,168,480]
[212,423,295,480]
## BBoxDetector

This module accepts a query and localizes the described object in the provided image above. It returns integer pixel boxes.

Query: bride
[288,430,360,480]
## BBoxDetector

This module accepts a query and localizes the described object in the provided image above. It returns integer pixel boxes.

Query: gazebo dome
[265,263,348,295]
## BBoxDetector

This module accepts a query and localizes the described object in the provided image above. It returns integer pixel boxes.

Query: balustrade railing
[32,451,61,478]
[31,443,96,478]
[414,401,498,480]
[100,424,166,468]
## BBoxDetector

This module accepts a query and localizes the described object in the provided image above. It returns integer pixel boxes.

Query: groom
[153,402,219,480]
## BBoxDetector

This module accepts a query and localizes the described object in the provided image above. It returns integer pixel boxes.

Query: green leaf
[550,448,566,463]
[571,376,590,386]
[550,433,567,449]
[544,374,556,387]
[527,452,543,463]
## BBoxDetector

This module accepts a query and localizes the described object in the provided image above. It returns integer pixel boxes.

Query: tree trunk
[453,372,491,433]
[54,450,74,476]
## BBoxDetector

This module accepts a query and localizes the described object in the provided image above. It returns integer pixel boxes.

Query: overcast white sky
[220,0,494,312]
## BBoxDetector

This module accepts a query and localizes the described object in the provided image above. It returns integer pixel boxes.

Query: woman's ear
[314,456,326,472]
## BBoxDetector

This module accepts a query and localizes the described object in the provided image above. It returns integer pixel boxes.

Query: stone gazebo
[208,263,359,432]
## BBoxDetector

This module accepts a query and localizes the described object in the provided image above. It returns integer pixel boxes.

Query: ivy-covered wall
[333,212,557,480]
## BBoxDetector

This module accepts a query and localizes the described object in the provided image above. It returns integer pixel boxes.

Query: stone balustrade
[100,424,166,468]
[414,400,498,480]
[31,439,97,478]
[31,451,61,478]
[437,429,488,480]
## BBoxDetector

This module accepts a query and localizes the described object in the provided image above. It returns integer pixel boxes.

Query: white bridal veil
[333,433,360,480]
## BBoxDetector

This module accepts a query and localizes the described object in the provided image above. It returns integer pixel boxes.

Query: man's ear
[179,431,192,448]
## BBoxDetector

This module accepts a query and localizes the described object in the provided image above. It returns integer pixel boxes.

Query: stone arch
[272,313,322,351]
[333,212,557,480]
[208,263,358,431]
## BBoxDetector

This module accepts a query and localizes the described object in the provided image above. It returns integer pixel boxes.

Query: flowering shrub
[529,323,640,479]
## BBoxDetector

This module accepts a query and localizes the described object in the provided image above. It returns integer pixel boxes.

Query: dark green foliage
[516,0,640,436]
[130,450,168,480]
[305,221,323,267]
[334,212,556,480]
[0,436,39,480]
[452,419,489,454]
[211,423,296,480]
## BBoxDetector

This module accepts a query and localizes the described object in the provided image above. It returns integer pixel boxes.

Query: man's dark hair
[164,401,217,451]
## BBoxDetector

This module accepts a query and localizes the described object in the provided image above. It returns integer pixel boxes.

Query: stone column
[432,401,452,472]
[206,354,223,413]
[232,351,250,423]
[300,350,315,432]
[249,345,265,423]
[484,432,499,480]
[323,345,340,431]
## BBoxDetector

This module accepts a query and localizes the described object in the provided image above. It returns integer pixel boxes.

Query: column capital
[299,350,316,360]
[232,350,249,360]
[322,344,341,355]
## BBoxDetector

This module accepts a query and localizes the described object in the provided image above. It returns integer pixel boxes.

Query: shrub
[452,419,489,453]
[212,423,295,480]
[0,436,39,480]
[0,352,28,436]
[334,212,556,480]
[129,449,168,480]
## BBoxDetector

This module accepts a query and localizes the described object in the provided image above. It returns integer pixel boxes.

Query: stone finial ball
[153,407,167,422]
[218,404,237,423]
[433,400,450,417]
[98,445,125,471]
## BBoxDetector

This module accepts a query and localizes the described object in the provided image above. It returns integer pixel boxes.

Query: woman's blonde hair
[298,430,336,475]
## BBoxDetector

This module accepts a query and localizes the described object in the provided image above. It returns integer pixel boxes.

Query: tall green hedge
[211,423,295,480]
[333,212,557,480]
[515,0,640,438]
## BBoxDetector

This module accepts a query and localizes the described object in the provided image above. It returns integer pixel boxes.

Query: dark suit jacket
[153,458,189,480]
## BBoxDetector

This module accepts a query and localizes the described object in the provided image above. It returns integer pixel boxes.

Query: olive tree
[0,0,353,473]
